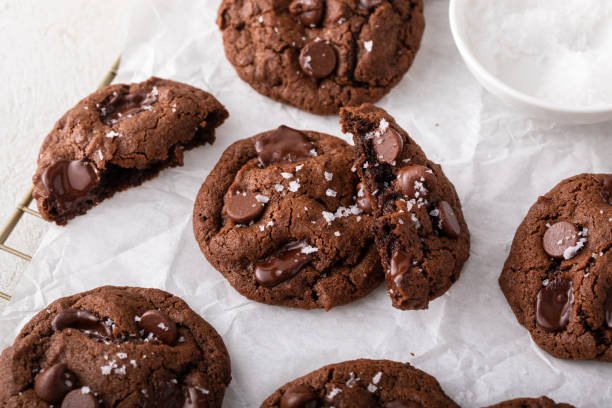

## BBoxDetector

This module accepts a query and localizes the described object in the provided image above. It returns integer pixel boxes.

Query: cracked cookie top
[217,0,425,114]
[33,77,228,225]
[340,104,470,310]
[0,286,231,407]
[193,126,383,310]
[499,173,612,361]
[260,358,459,407]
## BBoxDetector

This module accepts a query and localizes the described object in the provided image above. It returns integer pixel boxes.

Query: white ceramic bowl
[449,0,612,124]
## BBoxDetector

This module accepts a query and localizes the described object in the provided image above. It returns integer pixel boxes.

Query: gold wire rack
[0,57,121,302]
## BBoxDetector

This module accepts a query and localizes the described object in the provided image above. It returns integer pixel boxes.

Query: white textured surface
[0,0,130,294]
[466,0,612,108]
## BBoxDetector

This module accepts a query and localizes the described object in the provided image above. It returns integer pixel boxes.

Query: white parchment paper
[1,1,611,406]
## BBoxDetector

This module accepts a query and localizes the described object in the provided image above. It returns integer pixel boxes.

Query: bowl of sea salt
[449,0,612,124]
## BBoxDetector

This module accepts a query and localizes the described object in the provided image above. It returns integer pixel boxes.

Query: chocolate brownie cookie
[33,77,228,225]
[0,286,231,408]
[485,397,574,408]
[193,125,383,310]
[340,104,470,310]
[499,173,612,361]
[260,359,458,407]
[217,0,425,114]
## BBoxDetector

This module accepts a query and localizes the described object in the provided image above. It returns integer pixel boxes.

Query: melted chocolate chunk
[52,309,111,338]
[225,190,266,223]
[395,165,435,198]
[255,241,314,287]
[41,160,99,208]
[542,221,580,259]
[280,385,319,408]
[390,249,410,284]
[437,201,461,238]
[605,289,612,328]
[138,310,178,345]
[536,278,574,331]
[34,363,78,403]
[358,0,383,10]
[384,401,423,408]
[61,389,99,408]
[255,126,315,166]
[289,0,324,27]
[373,128,403,164]
[183,386,209,408]
[99,88,158,125]
[299,41,337,79]
[356,182,375,213]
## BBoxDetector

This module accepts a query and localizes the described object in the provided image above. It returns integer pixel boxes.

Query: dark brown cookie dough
[217,0,425,114]
[485,396,575,408]
[499,173,612,361]
[260,359,458,407]
[33,77,228,225]
[193,126,383,310]
[340,104,470,310]
[0,286,231,408]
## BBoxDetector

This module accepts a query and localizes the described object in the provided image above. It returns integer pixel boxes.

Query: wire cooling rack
[0,57,121,302]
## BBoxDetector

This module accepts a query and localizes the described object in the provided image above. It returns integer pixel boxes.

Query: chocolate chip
[356,182,375,213]
[395,165,435,198]
[52,309,111,338]
[34,363,78,403]
[332,386,376,407]
[99,88,158,125]
[384,401,423,408]
[373,128,403,164]
[255,241,314,287]
[41,160,99,207]
[390,249,410,285]
[605,289,612,328]
[536,278,574,331]
[225,190,266,223]
[61,389,99,408]
[437,201,461,238]
[359,0,383,10]
[542,221,580,259]
[183,386,209,408]
[280,384,319,408]
[299,41,337,79]
[255,126,315,166]
[289,0,324,27]
[138,310,178,345]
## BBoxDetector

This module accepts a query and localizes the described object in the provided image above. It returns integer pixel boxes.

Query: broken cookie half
[340,104,470,310]
[33,77,228,225]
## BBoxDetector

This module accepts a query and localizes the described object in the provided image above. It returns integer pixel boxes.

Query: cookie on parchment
[340,104,470,310]
[260,358,458,407]
[0,286,231,407]
[499,173,611,361]
[217,0,425,114]
[193,125,383,310]
[486,396,575,408]
[33,77,228,225]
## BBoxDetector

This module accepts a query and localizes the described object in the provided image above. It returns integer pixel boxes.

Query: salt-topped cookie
[0,286,231,407]
[499,173,612,361]
[217,0,425,114]
[193,126,383,310]
[33,77,228,225]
